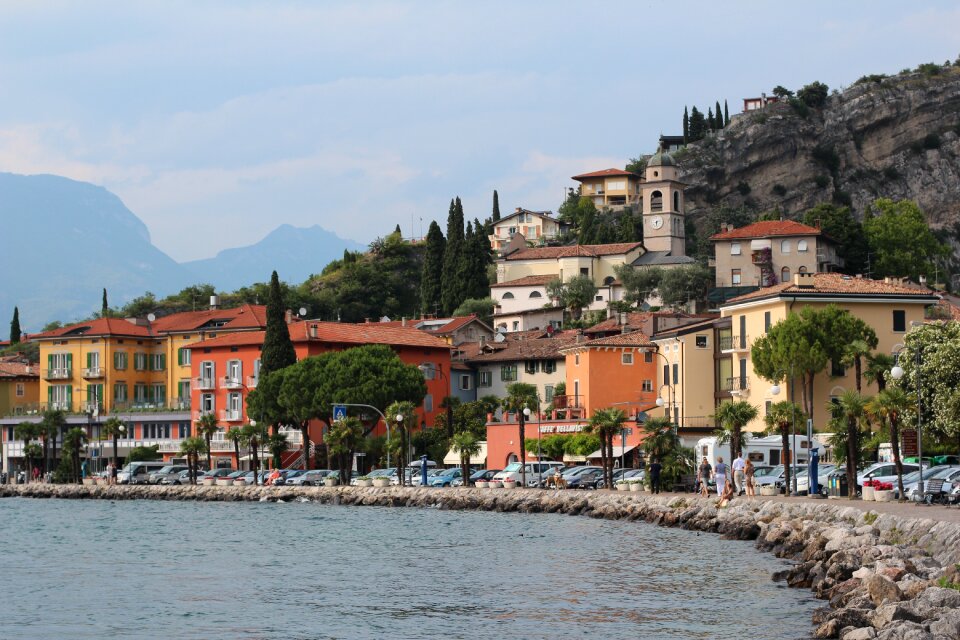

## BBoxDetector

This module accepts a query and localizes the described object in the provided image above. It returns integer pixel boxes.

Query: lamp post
[336,403,393,471]
[395,413,405,485]
[769,364,800,496]
[890,343,923,495]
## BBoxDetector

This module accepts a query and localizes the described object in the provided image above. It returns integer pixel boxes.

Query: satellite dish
[299,307,307,317]
[147,313,156,322]
[493,333,506,343]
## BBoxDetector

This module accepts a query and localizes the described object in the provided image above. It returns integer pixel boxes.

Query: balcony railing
[82,367,104,379]
[44,368,72,380]
[751,249,772,265]
[81,402,103,414]
[219,409,242,422]
[246,376,259,389]
[220,376,243,390]
[110,401,190,413]
[719,335,748,352]
[725,376,750,392]
[193,377,216,391]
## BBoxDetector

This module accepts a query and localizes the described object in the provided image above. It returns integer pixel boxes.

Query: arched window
[673,191,680,211]
[653,171,659,177]
[501,292,514,299]
[507,453,518,464]
[603,276,615,286]
[650,190,663,212]
[529,291,542,298]
[781,240,791,254]
[798,266,808,273]
[781,266,791,283]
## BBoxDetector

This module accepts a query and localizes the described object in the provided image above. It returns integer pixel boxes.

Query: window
[459,375,472,391]
[781,266,790,283]
[542,360,556,374]
[544,385,554,404]
[893,310,906,332]
[501,292,514,299]
[695,335,708,349]
[149,354,166,371]
[200,361,215,384]
[579,267,589,276]
[48,384,71,410]
[420,363,436,380]
[644,351,653,363]
[674,191,680,211]
[594,295,603,301]
[603,276,615,286]
[134,352,147,371]
[731,242,741,256]
[781,240,791,254]
[831,360,846,377]
[672,363,678,385]
[642,379,653,392]
[574,354,580,366]
[113,351,128,370]
[501,364,517,382]
[479,371,492,387]
[765,400,772,416]
[529,291,542,298]
[524,360,539,374]
[152,384,166,405]
[764,311,771,333]
[201,393,215,414]
[177,347,191,366]
[227,359,242,383]
[512,321,520,331]
[15,382,24,397]
[798,266,808,273]
[424,394,434,413]
[228,392,242,417]
[134,383,148,404]
[178,422,192,438]
[651,190,663,212]
[797,240,808,252]
[621,352,634,365]
[114,383,128,403]
[177,381,190,405]
[607,180,625,190]
[731,269,742,285]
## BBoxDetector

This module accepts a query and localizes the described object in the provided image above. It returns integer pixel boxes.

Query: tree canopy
[802,203,868,275]
[546,275,598,320]
[260,270,297,378]
[863,199,949,281]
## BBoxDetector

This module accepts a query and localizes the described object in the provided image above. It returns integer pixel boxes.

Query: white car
[493,461,564,486]
[904,466,960,501]
[795,464,836,495]
[856,462,921,489]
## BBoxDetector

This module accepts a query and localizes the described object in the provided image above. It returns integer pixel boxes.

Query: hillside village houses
[488,208,568,253]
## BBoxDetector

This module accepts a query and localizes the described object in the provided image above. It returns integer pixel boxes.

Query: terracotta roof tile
[724,273,941,305]
[465,330,579,363]
[571,168,640,180]
[710,220,823,241]
[150,304,267,332]
[490,274,558,288]
[0,357,38,378]
[189,321,451,350]
[504,242,643,261]
[581,330,654,348]
[31,318,155,340]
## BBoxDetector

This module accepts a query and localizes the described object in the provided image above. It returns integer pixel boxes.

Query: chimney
[479,336,486,349]
[309,324,318,339]
[794,272,815,288]
[402,317,407,327]
[284,309,293,324]
[210,295,220,310]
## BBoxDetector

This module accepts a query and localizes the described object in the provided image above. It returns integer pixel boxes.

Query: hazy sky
[1,1,958,261]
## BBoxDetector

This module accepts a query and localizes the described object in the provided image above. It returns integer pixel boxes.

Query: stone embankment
[5,484,960,639]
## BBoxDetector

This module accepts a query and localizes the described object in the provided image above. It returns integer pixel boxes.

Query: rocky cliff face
[677,67,960,232]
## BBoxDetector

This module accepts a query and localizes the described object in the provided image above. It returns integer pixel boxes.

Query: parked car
[198,468,236,482]
[596,468,644,489]
[148,464,190,485]
[493,461,564,486]
[160,469,193,485]
[274,470,307,486]
[428,468,464,487]
[904,465,960,502]
[453,469,500,487]
[857,462,921,489]
[565,466,604,489]
[755,465,803,491]
[288,470,334,486]
[794,464,836,496]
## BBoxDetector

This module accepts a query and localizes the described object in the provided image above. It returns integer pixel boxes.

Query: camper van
[694,434,815,467]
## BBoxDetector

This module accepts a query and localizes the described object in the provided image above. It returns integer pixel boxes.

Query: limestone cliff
[676,66,960,233]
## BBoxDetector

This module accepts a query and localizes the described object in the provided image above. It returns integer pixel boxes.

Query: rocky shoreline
[4,484,960,639]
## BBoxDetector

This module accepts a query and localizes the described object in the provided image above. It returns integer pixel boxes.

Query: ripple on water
[0,498,818,639]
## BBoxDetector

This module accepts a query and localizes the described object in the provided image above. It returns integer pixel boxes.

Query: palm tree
[763,401,802,492]
[385,401,417,486]
[179,436,208,484]
[63,427,88,484]
[502,383,539,487]
[641,416,689,488]
[587,408,627,489]
[451,431,482,486]
[841,339,872,393]
[41,409,66,475]
[225,426,244,472]
[829,390,870,500]
[325,417,363,484]
[713,400,759,460]
[867,388,915,500]
[241,423,269,484]
[267,433,289,473]
[195,412,220,471]
[15,421,39,480]
[101,416,126,476]
[864,352,895,393]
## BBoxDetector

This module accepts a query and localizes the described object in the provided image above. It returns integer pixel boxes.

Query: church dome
[647,151,675,167]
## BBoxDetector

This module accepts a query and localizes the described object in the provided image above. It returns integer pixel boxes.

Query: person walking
[714,457,728,497]
[698,457,712,498]
[32,466,39,483]
[744,458,756,497]
[648,458,662,494]
[732,453,746,495]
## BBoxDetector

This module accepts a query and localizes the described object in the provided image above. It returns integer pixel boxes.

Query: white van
[118,461,168,485]
[494,461,563,486]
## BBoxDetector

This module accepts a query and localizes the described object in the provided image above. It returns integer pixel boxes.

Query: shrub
[797,81,829,108]
[736,181,751,196]
[814,175,830,189]
[855,74,887,85]
[916,62,941,77]
[788,97,809,118]
[923,133,942,149]
[833,190,852,207]
[772,184,787,197]
[812,145,840,173]
[883,166,900,181]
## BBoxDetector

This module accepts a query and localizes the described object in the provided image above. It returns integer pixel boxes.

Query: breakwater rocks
[5,484,960,639]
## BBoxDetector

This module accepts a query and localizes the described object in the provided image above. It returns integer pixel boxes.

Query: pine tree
[420,221,446,316]
[441,197,466,315]
[9,306,21,344]
[101,288,109,317]
[689,107,706,141]
[724,100,730,126]
[259,271,297,378]
[715,101,723,129]
[457,221,476,306]
[683,106,689,143]
[464,218,492,300]
[492,190,501,221]
[394,224,402,236]
[707,107,715,130]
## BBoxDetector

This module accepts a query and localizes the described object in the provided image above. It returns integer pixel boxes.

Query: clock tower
[641,152,686,256]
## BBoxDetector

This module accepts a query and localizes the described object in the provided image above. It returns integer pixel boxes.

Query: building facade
[488,208,567,253]
[571,168,643,209]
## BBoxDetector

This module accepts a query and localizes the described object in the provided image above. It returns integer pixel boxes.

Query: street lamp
[890,343,924,496]
[769,364,800,497]
[395,413,405,485]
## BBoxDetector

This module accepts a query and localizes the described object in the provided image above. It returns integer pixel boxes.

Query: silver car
[148,464,190,484]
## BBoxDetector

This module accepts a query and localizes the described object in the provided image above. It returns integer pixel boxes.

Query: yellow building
[571,168,642,209]
[717,273,937,433]
[29,304,267,415]
[0,356,40,416]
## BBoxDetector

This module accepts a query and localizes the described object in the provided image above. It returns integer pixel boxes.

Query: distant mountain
[0,172,363,332]
[183,224,365,290]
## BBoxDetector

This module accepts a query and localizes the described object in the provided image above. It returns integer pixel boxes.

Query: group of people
[697,454,756,506]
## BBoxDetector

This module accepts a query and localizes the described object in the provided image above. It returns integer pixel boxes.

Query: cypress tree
[420,221,446,316]
[441,197,466,314]
[393,224,402,236]
[10,306,21,344]
[457,221,476,306]
[492,190,501,221]
[715,101,723,128]
[707,107,715,130]
[464,217,492,301]
[724,100,730,126]
[683,106,689,143]
[689,107,706,141]
[259,271,297,378]
[101,288,109,317]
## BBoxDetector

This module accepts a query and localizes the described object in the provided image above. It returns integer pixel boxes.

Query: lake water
[0,498,818,639]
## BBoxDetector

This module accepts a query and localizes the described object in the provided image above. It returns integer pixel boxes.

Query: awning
[562,454,586,463]
[586,444,638,459]
[443,441,488,466]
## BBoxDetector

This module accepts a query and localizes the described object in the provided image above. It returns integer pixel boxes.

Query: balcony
[219,409,242,422]
[245,376,259,389]
[220,376,243,390]
[82,367,104,379]
[719,335,749,353]
[725,376,750,393]
[751,249,772,265]
[81,402,103,414]
[44,368,72,380]
[193,377,216,391]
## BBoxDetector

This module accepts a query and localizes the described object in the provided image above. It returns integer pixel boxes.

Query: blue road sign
[333,404,347,422]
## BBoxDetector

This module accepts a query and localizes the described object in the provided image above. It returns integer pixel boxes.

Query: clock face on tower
[650,215,663,230]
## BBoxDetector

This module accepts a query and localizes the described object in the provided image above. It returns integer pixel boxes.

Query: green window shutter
[47,354,53,370]
[159,354,166,371]
[66,354,73,370]
[177,348,183,366]
[47,386,53,404]
[86,386,92,403]
[87,352,92,368]
[66,386,72,406]
[113,352,119,369]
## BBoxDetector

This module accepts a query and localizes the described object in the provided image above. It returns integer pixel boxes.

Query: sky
[0,1,958,262]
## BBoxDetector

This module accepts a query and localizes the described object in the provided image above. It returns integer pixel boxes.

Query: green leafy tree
[63,427,88,484]
[101,288,109,317]
[587,408,627,489]
[277,357,331,470]
[802,204,868,275]
[723,100,730,126]
[771,85,794,99]
[325,417,363,483]
[15,421,39,478]
[502,383,539,486]
[384,400,418,484]
[864,352,895,393]
[246,369,290,437]
[715,101,723,129]
[840,339,872,393]
[179,436,208,484]
[10,306,21,344]
[260,271,297,381]
[452,298,496,325]
[451,430,482,486]
[39,409,66,474]
[441,197,466,314]
[241,422,269,483]
[420,220,446,316]
[658,264,713,309]
[127,445,161,462]
[863,199,949,280]
[225,426,244,472]
[195,412,220,471]
[461,219,492,301]
[547,275,598,321]
[101,416,126,475]
[797,81,829,108]
[763,401,802,490]
[641,416,691,488]
[614,264,662,307]
[713,400,758,460]
[828,390,869,499]
[492,190,501,222]
[866,388,915,499]
[707,107,715,130]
